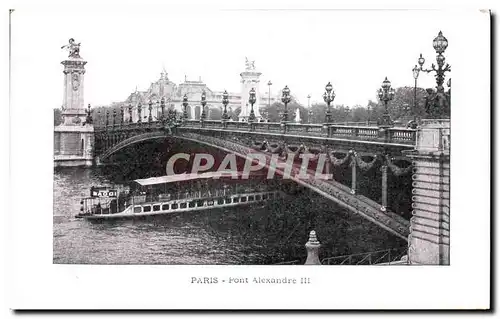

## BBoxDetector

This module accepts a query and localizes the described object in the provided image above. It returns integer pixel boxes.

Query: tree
[374,86,428,122]
[208,107,222,120]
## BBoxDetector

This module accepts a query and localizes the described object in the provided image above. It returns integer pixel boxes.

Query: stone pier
[406,119,450,265]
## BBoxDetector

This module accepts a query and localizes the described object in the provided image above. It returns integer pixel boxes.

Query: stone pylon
[54,39,94,167]
[406,119,450,264]
[239,59,262,122]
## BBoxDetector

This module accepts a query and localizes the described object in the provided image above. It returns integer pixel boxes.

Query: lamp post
[222,90,229,121]
[323,82,335,124]
[307,94,311,108]
[248,88,257,123]
[120,105,124,126]
[128,103,133,123]
[281,85,291,123]
[412,64,420,122]
[417,31,451,118]
[137,102,143,123]
[182,94,189,120]
[376,77,395,128]
[367,105,371,125]
[85,104,93,125]
[200,90,207,122]
[308,109,314,124]
[267,80,272,108]
[112,108,117,127]
[148,100,153,123]
[160,97,166,123]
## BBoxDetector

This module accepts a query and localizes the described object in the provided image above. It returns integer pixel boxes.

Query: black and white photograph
[51,9,451,266]
[6,3,491,310]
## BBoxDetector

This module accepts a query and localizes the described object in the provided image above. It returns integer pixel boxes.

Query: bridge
[92,115,416,241]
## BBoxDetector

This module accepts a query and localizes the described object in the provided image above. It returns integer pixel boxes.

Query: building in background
[109,60,278,122]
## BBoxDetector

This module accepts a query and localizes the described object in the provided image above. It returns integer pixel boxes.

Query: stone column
[406,119,450,265]
[61,58,87,125]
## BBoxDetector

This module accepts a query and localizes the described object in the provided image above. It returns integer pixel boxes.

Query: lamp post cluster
[415,31,451,118]
[248,88,257,123]
[222,90,230,120]
[377,77,395,128]
[182,94,189,120]
[200,90,207,121]
[323,82,335,124]
[85,104,93,125]
[281,85,291,123]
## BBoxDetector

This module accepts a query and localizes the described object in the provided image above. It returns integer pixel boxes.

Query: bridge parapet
[94,118,416,146]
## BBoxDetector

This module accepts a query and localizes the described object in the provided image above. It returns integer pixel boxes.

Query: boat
[75,171,283,220]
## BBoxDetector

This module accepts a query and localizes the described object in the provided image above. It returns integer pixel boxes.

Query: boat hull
[76,191,281,220]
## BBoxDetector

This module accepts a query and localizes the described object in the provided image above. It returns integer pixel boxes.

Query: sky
[11,7,459,110]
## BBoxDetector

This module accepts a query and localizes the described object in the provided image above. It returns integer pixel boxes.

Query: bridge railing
[186,121,416,145]
[95,118,417,145]
[94,120,169,131]
[321,248,407,265]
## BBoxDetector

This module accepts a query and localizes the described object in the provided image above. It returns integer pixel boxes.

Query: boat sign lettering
[90,187,117,198]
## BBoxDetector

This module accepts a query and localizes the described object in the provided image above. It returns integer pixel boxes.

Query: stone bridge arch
[98,131,172,163]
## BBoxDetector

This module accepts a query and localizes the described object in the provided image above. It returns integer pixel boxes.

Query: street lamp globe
[412,65,420,79]
[377,88,384,99]
[282,85,290,96]
[418,54,425,68]
[222,90,228,101]
[436,54,446,65]
[382,77,391,90]
[389,88,395,100]
[249,87,256,104]
[433,31,449,54]
[325,82,333,93]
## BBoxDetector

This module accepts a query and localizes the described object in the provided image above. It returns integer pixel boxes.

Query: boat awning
[133,171,243,186]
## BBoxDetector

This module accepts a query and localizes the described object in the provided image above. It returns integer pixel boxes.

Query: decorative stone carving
[245,57,256,70]
[72,73,80,90]
[61,38,81,58]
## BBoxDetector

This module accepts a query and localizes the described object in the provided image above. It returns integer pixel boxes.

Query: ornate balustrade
[94,117,416,146]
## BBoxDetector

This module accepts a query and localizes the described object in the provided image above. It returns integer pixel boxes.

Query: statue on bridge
[61,38,81,58]
[245,57,256,70]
